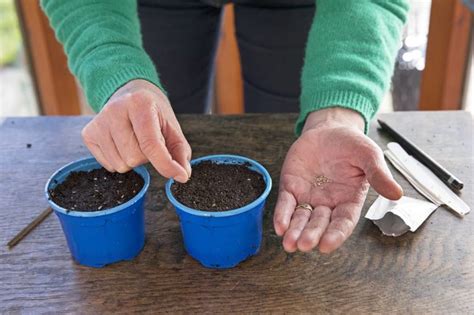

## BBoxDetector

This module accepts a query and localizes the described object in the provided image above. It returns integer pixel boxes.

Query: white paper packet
[365,196,438,236]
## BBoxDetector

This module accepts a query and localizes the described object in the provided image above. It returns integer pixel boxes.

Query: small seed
[313,175,331,188]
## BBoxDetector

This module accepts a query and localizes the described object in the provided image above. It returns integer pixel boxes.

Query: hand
[81,79,191,183]
[273,108,403,253]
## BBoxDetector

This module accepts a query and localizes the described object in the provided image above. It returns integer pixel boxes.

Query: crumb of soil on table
[171,161,265,211]
[49,168,144,211]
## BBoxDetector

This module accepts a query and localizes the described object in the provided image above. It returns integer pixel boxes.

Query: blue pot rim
[45,157,150,217]
[165,154,272,217]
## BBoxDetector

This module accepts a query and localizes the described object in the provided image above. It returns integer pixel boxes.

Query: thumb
[361,143,403,200]
[162,121,192,181]
[169,141,192,179]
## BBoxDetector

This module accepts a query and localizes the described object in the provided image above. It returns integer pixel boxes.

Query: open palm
[274,122,402,253]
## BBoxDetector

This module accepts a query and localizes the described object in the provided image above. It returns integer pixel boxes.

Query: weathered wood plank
[0,113,472,313]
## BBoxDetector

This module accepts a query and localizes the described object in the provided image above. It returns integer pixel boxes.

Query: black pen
[377,119,464,191]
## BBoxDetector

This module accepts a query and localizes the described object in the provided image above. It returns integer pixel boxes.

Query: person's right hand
[81,79,192,183]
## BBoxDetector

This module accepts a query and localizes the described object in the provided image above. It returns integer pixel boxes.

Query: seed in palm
[314,175,331,189]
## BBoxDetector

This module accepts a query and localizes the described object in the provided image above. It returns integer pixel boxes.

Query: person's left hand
[273,108,403,253]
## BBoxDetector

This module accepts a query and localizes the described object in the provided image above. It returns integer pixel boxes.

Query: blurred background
[0,0,472,117]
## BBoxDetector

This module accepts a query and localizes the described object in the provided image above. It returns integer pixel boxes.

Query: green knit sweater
[41,0,408,134]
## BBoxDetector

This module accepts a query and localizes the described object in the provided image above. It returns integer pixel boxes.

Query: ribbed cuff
[296,90,377,135]
[88,66,164,112]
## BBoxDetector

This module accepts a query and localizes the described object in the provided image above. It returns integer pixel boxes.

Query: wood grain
[0,113,472,313]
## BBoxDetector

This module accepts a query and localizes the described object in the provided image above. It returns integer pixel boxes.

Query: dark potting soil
[49,168,144,212]
[171,161,266,211]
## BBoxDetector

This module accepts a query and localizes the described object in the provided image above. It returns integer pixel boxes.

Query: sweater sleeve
[297,0,408,134]
[40,0,163,112]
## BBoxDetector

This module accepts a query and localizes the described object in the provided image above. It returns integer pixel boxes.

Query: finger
[318,202,361,254]
[367,165,403,200]
[162,116,192,178]
[273,190,297,236]
[359,143,403,200]
[82,127,115,172]
[86,143,115,173]
[109,119,147,169]
[168,139,192,179]
[297,206,332,252]
[365,158,403,200]
[97,130,130,173]
[282,208,312,253]
[129,104,189,183]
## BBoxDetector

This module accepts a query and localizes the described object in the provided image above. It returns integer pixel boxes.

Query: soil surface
[171,161,266,211]
[49,168,144,212]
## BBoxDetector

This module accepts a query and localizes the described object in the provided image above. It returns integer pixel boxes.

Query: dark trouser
[138,0,315,113]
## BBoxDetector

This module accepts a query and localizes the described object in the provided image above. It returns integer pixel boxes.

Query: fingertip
[394,183,404,200]
[297,241,313,253]
[297,233,319,253]
[185,161,192,178]
[282,235,298,253]
[368,167,404,201]
[172,145,192,179]
[174,174,189,184]
[275,228,283,237]
[104,166,116,173]
[274,218,289,236]
[173,172,189,184]
[168,160,190,183]
[318,232,342,254]
[273,191,296,237]
[384,181,404,200]
[282,244,296,253]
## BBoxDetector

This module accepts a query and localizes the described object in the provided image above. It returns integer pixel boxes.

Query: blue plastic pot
[165,154,272,269]
[45,157,150,268]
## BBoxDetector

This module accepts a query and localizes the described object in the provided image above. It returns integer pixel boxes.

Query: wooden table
[1,112,472,313]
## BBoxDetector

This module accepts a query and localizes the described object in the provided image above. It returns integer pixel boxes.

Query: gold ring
[295,203,313,213]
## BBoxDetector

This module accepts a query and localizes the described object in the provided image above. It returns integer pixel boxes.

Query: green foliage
[0,0,21,66]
